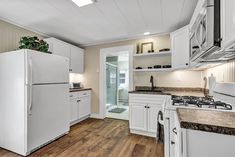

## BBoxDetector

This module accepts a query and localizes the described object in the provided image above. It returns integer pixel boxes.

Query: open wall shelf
[133,51,171,57]
[133,68,173,72]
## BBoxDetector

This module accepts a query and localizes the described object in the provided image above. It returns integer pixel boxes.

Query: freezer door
[27,84,70,153]
[25,50,69,85]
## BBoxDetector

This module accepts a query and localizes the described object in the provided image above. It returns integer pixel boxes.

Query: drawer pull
[173,127,177,135]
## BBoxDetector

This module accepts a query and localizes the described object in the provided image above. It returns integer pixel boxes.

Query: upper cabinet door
[70,45,84,73]
[221,0,235,48]
[45,38,70,59]
[171,26,190,69]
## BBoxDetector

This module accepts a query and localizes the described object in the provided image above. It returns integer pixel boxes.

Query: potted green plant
[19,36,50,53]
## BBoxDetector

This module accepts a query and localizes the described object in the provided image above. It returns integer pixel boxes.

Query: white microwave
[190,0,222,63]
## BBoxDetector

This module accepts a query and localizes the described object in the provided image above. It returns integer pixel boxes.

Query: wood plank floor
[0,118,163,157]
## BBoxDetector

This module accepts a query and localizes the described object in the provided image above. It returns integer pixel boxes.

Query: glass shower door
[106,63,118,106]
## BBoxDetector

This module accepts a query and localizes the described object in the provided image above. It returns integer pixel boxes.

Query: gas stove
[171,95,233,110]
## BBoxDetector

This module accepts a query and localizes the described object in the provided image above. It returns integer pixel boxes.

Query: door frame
[99,45,134,119]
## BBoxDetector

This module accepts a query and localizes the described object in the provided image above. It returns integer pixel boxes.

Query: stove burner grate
[171,95,233,110]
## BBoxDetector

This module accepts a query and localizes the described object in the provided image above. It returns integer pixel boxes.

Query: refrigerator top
[24,49,70,85]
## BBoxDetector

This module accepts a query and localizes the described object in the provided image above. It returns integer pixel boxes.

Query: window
[119,73,126,84]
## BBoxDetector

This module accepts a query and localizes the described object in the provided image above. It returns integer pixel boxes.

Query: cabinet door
[51,38,70,59]
[78,96,90,119]
[173,112,184,157]
[70,99,78,123]
[221,0,235,48]
[129,103,147,131]
[70,45,84,73]
[171,25,190,69]
[147,104,162,133]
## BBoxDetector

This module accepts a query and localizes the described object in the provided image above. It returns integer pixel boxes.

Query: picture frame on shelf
[141,42,154,53]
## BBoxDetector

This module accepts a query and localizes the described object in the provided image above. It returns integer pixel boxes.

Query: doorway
[99,45,134,120]
[106,54,129,120]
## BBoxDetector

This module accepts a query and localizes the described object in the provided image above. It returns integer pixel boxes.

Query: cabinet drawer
[129,94,168,104]
[78,90,90,97]
[69,92,79,99]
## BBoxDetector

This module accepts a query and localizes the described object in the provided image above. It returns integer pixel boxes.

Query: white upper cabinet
[45,38,70,59]
[44,38,84,73]
[70,45,84,73]
[171,25,190,69]
[221,0,235,48]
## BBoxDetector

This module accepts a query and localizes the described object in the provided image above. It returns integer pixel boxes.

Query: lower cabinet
[129,94,169,137]
[70,98,79,123]
[78,96,91,119]
[69,90,91,125]
[129,103,147,131]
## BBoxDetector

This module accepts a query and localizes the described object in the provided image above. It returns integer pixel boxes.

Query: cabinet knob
[185,63,189,66]
[171,141,175,145]
[172,127,177,135]
[69,69,72,72]
[77,100,81,103]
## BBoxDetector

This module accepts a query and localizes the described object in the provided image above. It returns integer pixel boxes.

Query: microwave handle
[195,31,202,50]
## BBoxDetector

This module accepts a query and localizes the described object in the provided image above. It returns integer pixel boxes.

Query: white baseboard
[90,114,104,119]
[130,129,156,138]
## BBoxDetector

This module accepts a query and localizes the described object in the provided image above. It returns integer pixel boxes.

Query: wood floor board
[0,118,163,157]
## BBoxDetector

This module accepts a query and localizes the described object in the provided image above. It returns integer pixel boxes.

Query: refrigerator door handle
[29,85,33,115]
[28,57,33,115]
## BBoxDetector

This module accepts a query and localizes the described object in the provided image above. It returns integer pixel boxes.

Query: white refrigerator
[0,49,70,156]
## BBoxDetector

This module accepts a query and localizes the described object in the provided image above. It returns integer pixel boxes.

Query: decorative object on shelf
[148,66,153,69]
[136,43,141,54]
[159,48,170,52]
[19,36,50,53]
[154,65,162,69]
[162,65,172,68]
[136,67,143,69]
[141,42,154,53]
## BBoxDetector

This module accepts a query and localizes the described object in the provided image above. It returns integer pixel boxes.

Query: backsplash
[134,70,204,88]
[203,61,235,83]
[69,73,84,83]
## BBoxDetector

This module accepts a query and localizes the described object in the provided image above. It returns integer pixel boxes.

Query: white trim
[99,45,134,119]
[82,32,170,47]
[130,129,156,137]
[90,114,103,119]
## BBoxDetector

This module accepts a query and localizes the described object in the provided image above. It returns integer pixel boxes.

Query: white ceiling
[0,0,198,46]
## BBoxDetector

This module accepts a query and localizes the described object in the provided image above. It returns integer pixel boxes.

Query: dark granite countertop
[129,90,171,95]
[129,86,205,97]
[176,108,235,136]
[70,88,92,92]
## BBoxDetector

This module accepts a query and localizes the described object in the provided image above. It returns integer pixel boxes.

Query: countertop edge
[177,108,235,136]
[180,121,235,136]
[70,88,92,92]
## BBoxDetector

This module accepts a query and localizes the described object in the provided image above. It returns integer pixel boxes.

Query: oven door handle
[158,118,164,125]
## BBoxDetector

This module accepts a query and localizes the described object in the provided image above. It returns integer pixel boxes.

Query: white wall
[134,70,203,88]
